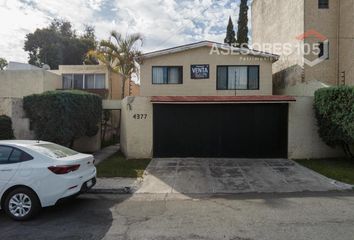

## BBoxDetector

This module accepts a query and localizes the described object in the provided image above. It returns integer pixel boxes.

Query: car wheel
[4,187,41,221]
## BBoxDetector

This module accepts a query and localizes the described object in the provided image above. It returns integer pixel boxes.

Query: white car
[0,140,96,221]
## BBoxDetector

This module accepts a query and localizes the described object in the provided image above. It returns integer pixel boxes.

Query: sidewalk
[90,144,141,194]
[93,144,120,166]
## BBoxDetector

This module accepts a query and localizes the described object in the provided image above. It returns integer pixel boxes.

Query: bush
[314,86,354,157]
[23,90,102,147]
[0,115,15,140]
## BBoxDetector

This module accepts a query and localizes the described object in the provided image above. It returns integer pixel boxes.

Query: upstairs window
[62,74,106,89]
[319,0,329,9]
[152,66,183,84]
[217,66,259,90]
[319,42,329,59]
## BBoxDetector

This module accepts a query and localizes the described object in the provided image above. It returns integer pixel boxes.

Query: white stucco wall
[0,70,61,98]
[120,96,153,159]
[288,97,344,159]
[0,97,34,139]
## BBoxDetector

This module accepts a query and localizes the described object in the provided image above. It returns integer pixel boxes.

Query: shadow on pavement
[0,194,129,240]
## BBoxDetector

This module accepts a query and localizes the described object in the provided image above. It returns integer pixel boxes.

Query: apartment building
[252,0,354,95]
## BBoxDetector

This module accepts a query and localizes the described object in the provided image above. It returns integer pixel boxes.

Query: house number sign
[133,114,148,120]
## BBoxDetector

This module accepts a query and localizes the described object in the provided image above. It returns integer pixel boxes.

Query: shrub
[314,86,354,157]
[23,90,102,147]
[0,115,15,140]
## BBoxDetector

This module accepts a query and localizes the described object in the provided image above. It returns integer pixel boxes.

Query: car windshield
[32,143,78,159]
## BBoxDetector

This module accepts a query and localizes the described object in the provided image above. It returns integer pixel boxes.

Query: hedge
[314,86,354,157]
[23,90,102,147]
[0,115,15,140]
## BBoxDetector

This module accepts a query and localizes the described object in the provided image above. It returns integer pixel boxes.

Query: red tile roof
[151,96,296,103]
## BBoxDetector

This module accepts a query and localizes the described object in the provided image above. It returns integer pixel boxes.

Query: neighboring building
[121,41,343,160]
[0,68,61,98]
[0,63,137,152]
[252,0,354,95]
[51,65,140,99]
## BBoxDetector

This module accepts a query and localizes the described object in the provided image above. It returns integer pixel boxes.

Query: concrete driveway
[137,158,349,194]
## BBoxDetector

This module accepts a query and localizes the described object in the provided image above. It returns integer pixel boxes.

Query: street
[1,192,354,240]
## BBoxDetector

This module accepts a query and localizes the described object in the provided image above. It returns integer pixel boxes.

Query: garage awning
[151,96,296,103]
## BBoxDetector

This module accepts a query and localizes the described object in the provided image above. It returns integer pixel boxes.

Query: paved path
[93,144,120,166]
[1,192,354,240]
[137,158,351,194]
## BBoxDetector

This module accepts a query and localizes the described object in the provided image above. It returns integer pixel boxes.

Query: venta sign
[191,64,209,79]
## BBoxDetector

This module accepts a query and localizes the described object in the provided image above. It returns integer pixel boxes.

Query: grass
[296,158,354,185]
[96,151,151,178]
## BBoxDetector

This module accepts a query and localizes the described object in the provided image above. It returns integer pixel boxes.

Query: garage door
[153,104,288,158]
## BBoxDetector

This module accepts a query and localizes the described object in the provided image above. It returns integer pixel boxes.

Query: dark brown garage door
[153,103,288,158]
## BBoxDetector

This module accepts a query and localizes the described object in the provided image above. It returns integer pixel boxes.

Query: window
[62,74,73,89]
[0,146,33,164]
[217,66,259,90]
[0,146,13,164]
[152,66,183,84]
[73,74,84,89]
[95,74,106,89]
[85,74,95,88]
[9,149,33,163]
[319,0,329,9]
[319,42,329,59]
[62,74,106,89]
[32,143,78,159]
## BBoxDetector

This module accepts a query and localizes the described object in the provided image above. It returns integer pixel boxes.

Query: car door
[0,146,23,193]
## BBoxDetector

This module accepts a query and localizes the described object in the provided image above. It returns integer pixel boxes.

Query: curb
[87,187,132,194]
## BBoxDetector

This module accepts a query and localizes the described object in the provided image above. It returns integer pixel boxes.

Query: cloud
[0,0,245,62]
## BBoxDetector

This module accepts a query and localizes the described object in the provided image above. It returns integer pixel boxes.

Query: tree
[86,31,143,99]
[314,86,354,158]
[0,57,8,70]
[224,16,237,46]
[23,90,102,148]
[24,19,97,69]
[236,0,249,48]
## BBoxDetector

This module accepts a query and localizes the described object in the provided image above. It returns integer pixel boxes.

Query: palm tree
[86,31,143,99]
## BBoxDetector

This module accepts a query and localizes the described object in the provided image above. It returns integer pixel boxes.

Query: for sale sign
[191,64,209,79]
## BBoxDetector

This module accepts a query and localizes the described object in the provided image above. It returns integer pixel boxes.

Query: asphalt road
[1,192,354,240]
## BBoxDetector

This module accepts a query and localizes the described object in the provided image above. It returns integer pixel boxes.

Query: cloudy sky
[0,0,248,63]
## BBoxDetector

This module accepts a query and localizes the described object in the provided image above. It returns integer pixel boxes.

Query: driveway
[137,158,349,194]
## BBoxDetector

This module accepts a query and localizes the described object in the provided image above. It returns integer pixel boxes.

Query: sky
[0,0,248,63]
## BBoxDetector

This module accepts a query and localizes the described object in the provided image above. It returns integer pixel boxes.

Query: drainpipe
[336,0,341,85]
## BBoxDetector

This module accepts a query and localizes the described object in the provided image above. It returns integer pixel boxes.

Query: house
[120,41,343,160]
[0,63,137,152]
[50,64,140,99]
[252,0,354,95]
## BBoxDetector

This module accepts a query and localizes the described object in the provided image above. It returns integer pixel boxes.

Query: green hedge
[0,115,15,140]
[314,86,354,157]
[23,90,102,147]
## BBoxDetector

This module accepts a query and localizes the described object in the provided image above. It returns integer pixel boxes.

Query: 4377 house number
[133,114,148,120]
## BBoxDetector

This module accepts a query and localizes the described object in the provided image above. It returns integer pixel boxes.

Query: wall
[0,97,34,139]
[304,0,339,86]
[0,70,61,98]
[140,46,274,96]
[338,0,354,86]
[288,96,344,159]
[120,96,153,159]
[0,97,101,152]
[252,0,305,91]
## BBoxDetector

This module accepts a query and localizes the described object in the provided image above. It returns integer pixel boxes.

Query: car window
[32,143,78,159]
[0,146,12,164]
[8,149,33,163]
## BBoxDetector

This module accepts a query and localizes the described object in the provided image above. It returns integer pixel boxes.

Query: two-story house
[120,41,314,159]
[252,0,354,95]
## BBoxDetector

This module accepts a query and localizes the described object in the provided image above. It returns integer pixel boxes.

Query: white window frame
[62,74,106,89]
